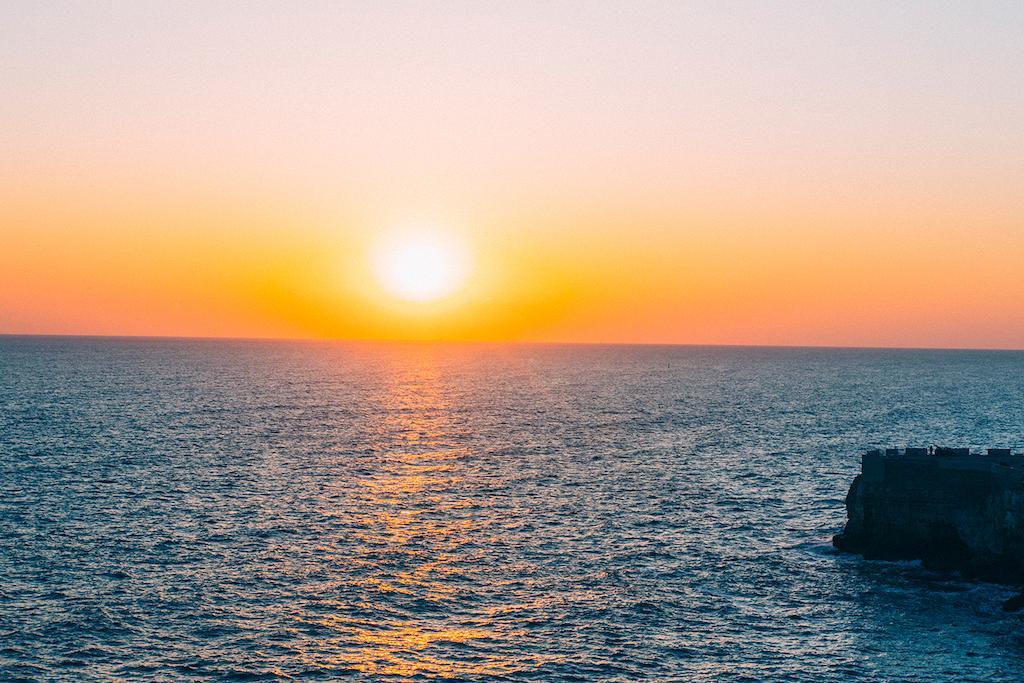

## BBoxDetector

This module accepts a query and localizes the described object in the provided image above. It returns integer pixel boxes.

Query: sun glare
[371,229,471,302]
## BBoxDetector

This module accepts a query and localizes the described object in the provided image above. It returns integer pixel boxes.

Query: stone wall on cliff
[833,451,1024,583]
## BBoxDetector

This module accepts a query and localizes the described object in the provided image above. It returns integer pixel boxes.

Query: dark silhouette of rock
[834,449,1024,583]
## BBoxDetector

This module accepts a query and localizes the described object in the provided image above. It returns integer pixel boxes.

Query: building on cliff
[834,447,1024,583]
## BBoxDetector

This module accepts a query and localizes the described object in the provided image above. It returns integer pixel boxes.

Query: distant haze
[2,2,1023,348]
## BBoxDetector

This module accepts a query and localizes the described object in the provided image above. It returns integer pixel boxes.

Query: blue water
[2,337,1024,681]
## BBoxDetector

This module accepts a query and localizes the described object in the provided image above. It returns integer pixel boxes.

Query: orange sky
[2,3,1023,348]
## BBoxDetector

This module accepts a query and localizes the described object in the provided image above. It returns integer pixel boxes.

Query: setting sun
[370,229,472,303]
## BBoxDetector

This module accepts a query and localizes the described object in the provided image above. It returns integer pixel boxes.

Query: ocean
[2,337,1023,681]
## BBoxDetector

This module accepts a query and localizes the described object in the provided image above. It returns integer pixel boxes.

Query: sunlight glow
[371,228,471,302]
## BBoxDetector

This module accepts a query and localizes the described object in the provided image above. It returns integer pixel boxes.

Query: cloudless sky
[2,2,1023,347]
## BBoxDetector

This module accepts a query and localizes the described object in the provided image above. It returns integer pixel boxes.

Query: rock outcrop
[833,449,1024,584]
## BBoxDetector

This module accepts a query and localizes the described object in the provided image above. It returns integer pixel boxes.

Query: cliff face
[833,453,1024,583]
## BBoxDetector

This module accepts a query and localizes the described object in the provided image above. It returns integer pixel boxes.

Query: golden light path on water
[318,352,520,678]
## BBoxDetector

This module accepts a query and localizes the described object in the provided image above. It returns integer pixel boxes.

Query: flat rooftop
[862,448,1024,482]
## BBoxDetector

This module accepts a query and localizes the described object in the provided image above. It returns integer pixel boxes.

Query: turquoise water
[2,337,1024,681]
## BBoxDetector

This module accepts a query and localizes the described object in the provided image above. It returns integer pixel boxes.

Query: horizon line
[1,332,1021,354]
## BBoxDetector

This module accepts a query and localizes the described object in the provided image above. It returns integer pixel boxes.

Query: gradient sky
[3,2,1023,347]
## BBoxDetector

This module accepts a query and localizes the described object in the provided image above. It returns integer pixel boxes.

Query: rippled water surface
[3,337,1024,681]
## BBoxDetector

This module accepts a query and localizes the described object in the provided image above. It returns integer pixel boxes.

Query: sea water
[2,337,1024,681]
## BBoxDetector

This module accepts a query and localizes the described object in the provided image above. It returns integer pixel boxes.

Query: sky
[2,1,1023,347]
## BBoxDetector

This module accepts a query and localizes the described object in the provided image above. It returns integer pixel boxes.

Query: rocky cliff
[833,450,1024,584]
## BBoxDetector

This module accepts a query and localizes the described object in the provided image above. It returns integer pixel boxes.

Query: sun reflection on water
[328,350,513,678]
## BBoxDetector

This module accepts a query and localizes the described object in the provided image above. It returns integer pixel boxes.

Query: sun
[371,228,471,302]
